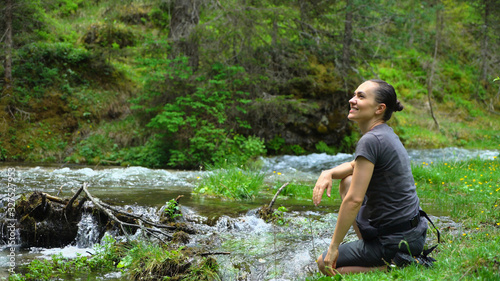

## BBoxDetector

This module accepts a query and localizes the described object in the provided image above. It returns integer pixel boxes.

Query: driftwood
[200,251,231,256]
[80,182,173,242]
[258,182,289,221]
[3,182,189,247]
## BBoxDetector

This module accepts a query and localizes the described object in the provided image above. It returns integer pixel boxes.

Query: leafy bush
[266,135,285,154]
[315,141,338,155]
[13,42,115,103]
[14,42,90,96]
[110,135,168,168]
[66,134,116,164]
[82,21,137,49]
[135,56,262,168]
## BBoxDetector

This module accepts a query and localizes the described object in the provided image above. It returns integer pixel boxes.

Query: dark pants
[322,231,426,268]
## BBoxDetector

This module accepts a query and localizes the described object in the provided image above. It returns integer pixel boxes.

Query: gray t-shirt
[354,123,420,229]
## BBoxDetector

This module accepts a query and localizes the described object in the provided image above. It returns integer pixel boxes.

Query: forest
[1,0,499,169]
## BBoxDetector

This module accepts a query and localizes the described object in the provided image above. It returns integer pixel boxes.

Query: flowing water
[0,148,498,280]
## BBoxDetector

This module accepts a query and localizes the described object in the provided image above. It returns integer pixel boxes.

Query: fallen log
[81,183,173,241]
[1,182,188,248]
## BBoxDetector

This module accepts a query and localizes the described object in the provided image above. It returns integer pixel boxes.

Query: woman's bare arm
[313,161,355,206]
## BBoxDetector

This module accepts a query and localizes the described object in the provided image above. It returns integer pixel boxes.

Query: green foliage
[182,257,221,281]
[284,144,306,155]
[82,21,137,49]
[148,2,171,29]
[315,141,338,155]
[164,199,182,220]
[277,181,313,200]
[339,131,360,153]
[18,234,120,280]
[16,234,222,281]
[66,134,117,164]
[45,0,84,17]
[0,142,7,161]
[266,135,286,154]
[139,56,262,168]
[2,0,500,169]
[194,163,265,200]
[272,206,289,226]
[13,42,92,98]
[118,241,185,279]
[116,240,221,280]
[117,136,167,168]
[211,135,267,167]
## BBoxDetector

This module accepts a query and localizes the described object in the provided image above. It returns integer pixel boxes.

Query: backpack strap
[419,209,440,257]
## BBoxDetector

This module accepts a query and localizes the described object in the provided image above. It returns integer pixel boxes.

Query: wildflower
[462,233,467,236]
[277,172,282,175]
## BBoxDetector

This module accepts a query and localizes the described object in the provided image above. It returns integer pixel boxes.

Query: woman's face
[347,81,383,122]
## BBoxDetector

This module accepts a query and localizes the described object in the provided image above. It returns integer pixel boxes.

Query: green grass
[391,102,500,150]
[194,164,266,200]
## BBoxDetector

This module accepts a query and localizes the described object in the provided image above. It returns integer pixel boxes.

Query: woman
[313,79,428,276]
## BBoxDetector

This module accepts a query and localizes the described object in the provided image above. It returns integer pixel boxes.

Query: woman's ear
[376,103,387,115]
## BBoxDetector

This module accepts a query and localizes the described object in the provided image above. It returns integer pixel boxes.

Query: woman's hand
[323,247,339,276]
[313,170,333,206]
[313,161,355,206]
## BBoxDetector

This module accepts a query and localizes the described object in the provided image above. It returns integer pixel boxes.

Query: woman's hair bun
[394,100,404,112]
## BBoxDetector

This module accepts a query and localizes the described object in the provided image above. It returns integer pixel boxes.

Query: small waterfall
[75,213,100,248]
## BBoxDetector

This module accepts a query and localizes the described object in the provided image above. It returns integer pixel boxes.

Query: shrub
[137,57,259,169]
[81,22,137,49]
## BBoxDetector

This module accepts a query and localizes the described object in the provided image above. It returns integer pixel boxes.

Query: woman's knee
[339,175,352,198]
[316,254,326,272]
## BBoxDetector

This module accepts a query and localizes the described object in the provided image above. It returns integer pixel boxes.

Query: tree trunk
[426,5,441,131]
[168,0,200,71]
[341,0,353,95]
[477,0,491,100]
[341,0,353,74]
[3,0,13,96]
